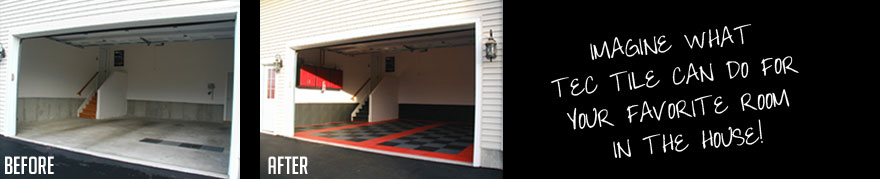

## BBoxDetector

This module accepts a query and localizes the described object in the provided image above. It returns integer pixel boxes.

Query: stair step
[352,97,370,122]
[78,92,99,119]
[79,113,95,119]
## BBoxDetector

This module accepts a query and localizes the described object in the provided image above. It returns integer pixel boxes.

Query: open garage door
[288,23,478,166]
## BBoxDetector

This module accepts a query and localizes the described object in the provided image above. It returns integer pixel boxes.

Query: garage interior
[288,25,477,165]
[14,20,235,177]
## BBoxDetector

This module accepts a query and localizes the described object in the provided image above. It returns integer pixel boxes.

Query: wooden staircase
[79,92,97,119]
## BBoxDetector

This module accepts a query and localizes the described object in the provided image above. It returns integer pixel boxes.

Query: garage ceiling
[45,20,235,48]
[322,29,475,56]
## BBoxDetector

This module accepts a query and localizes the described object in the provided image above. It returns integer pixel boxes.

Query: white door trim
[284,47,297,137]
[1,35,21,137]
[228,9,240,179]
[472,19,483,168]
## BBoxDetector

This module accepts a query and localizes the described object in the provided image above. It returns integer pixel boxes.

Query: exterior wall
[0,0,240,45]
[261,0,503,169]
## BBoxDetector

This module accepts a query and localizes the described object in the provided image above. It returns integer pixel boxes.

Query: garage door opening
[283,25,478,165]
[13,20,235,178]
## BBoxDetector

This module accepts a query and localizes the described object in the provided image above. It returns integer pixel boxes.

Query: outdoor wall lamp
[485,29,497,62]
[263,54,283,71]
[0,43,6,59]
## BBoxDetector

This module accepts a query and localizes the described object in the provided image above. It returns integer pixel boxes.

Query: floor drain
[139,138,224,152]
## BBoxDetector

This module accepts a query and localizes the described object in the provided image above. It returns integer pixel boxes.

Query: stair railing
[351,78,381,121]
[77,72,99,96]
[351,78,371,101]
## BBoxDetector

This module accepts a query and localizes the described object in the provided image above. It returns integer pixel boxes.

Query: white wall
[97,72,128,119]
[19,38,97,98]
[115,40,233,105]
[369,76,398,122]
[391,45,475,105]
[20,39,233,104]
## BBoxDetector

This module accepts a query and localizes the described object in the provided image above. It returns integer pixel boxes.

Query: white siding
[261,0,503,168]
[0,0,239,177]
[0,0,237,45]
[0,36,8,136]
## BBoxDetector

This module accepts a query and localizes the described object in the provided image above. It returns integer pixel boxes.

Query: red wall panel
[299,65,317,87]
[299,65,343,89]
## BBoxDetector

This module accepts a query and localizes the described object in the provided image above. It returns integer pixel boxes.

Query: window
[267,70,276,99]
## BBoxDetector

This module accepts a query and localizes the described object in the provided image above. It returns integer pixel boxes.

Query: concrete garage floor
[17,117,230,177]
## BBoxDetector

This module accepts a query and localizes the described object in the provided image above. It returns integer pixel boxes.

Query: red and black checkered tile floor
[294,119,474,163]
[294,121,366,132]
